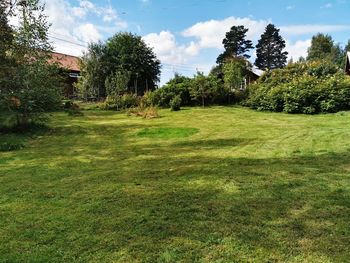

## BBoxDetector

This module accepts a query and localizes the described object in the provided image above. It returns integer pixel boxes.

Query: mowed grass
[1,106,350,262]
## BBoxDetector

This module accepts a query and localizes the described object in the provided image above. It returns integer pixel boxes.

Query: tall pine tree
[216,25,253,64]
[255,24,288,71]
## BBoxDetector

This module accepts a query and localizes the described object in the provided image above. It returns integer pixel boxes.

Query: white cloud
[116,21,128,29]
[285,39,311,60]
[280,24,350,36]
[41,0,127,56]
[185,41,201,56]
[79,0,94,10]
[72,7,87,18]
[102,7,118,22]
[144,16,350,84]
[286,5,295,10]
[143,30,198,65]
[143,31,205,84]
[74,23,101,43]
[182,16,270,49]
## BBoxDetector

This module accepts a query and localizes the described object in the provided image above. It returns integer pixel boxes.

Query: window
[69,73,80,78]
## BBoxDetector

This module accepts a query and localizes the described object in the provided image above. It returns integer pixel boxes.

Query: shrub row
[246,61,350,114]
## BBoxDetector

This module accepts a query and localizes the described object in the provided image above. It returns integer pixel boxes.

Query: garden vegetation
[0,0,63,131]
[247,61,350,114]
[2,1,350,261]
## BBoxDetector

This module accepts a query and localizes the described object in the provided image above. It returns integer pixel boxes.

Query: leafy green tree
[79,33,161,99]
[223,58,247,91]
[1,0,63,128]
[209,65,224,80]
[331,43,346,69]
[105,69,131,97]
[307,34,334,61]
[0,1,15,110]
[0,2,13,62]
[78,42,106,99]
[189,72,219,107]
[105,33,161,95]
[255,24,288,71]
[307,33,346,68]
[217,25,253,64]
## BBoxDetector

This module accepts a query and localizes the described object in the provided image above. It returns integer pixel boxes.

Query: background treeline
[79,23,350,114]
[79,24,290,111]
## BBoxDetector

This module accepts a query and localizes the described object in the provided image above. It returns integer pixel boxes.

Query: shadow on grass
[0,123,50,152]
[1,120,350,261]
[107,150,350,261]
[171,138,251,149]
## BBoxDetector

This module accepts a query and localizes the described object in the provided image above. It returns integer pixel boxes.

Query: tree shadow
[2,121,350,261]
[171,138,252,149]
[102,148,350,261]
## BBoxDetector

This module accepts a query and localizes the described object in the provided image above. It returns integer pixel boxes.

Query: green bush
[247,61,350,114]
[151,74,192,108]
[170,95,182,111]
[120,94,139,109]
[141,91,156,107]
[100,94,140,111]
[152,84,191,108]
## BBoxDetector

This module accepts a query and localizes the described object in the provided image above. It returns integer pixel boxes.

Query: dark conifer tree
[216,25,253,64]
[255,24,288,71]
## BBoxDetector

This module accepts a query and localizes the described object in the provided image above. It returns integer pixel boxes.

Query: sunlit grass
[1,106,350,262]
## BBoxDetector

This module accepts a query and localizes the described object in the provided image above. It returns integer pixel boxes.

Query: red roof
[50,52,81,72]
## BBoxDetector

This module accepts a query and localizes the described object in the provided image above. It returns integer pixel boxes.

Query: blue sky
[41,0,350,84]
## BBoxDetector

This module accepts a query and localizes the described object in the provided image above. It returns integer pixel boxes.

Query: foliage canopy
[78,32,161,99]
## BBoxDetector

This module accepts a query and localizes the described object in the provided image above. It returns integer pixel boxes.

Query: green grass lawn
[1,106,350,262]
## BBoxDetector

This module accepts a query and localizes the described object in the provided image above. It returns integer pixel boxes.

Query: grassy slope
[1,106,350,262]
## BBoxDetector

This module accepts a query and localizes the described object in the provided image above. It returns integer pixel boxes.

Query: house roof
[251,67,264,77]
[49,52,81,72]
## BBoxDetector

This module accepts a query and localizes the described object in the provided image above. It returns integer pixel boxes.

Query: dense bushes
[170,95,182,111]
[98,72,247,112]
[149,73,244,109]
[247,61,350,114]
[100,94,139,110]
[151,74,192,107]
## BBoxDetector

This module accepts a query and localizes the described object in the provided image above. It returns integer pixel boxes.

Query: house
[239,67,262,90]
[346,52,350,76]
[49,52,81,98]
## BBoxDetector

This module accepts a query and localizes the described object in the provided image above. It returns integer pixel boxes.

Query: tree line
[79,23,290,104]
